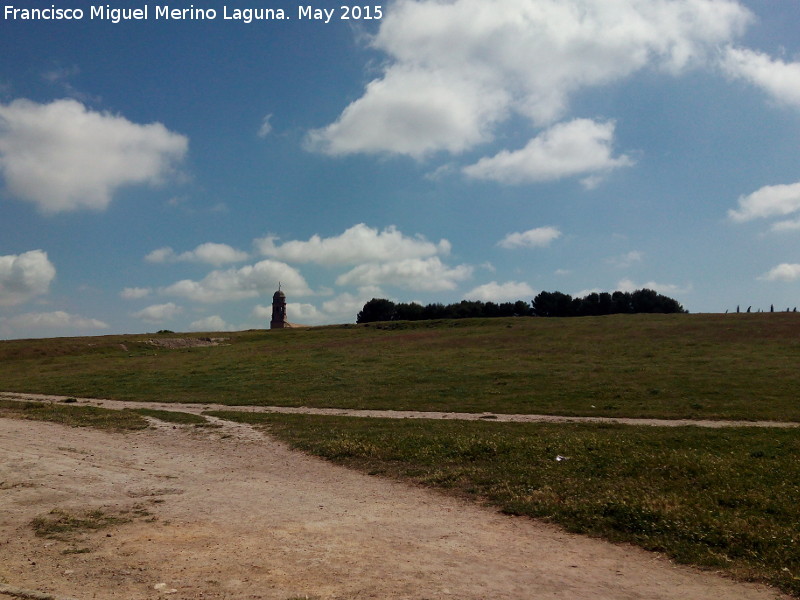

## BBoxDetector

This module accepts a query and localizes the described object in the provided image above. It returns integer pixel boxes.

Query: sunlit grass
[1,314,799,421]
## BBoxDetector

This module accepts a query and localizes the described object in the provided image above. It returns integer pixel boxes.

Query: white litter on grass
[555,455,571,462]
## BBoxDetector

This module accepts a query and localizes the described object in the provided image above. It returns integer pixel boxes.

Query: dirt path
[2,392,798,429]
[0,398,790,600]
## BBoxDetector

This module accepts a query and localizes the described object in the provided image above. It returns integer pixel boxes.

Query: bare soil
[0,399,789,600]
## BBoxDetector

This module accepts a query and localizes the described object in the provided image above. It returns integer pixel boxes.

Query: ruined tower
[270,286,287,329]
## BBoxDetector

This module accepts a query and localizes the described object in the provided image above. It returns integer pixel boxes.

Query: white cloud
[132,302,183,324]
[336,257,472,291]
[0,98,187,213]
[252,302,327,325]
[120,287,151,300]
[256,223,450,265]
[759,263,800,282]
[144,248,175,263]
[2,311,108,331]
[162,260,311,303]
[188,315,232,331]
[251,305,272,321]
[771,219,800,232]
[721,47,800,108]
[608,251,644,268]
[498,226,561,249]
[617,278,690,295]
[573,287,604,298]
[306,66,506,158]
[321,287,386,322]
[0,250,56,306]
[729,182,800,223]
[257,114,273,138]
[252,292,373,325]
[286,302,327,324]
[146,243,249,266]
[463,119,633,185]
[308,0,750,158]
[465,281,537,302]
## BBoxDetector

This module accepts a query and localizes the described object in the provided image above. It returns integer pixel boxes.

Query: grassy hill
[1,312,798,421]
[2,312,800,595]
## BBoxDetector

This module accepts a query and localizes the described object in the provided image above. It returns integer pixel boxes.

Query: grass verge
[208,411,800,597]
[0,399,148,430]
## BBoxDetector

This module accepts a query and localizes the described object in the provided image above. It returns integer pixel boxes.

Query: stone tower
[270,287,287,329]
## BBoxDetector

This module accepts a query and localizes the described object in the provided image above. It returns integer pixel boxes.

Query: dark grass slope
[1,313,799,421]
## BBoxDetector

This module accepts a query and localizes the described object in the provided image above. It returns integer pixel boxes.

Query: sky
[2,0,800,338]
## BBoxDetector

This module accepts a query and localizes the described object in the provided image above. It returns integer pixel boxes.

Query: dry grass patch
[0,399,148,430]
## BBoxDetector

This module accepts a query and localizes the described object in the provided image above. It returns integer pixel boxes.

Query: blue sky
[2,0,800,338]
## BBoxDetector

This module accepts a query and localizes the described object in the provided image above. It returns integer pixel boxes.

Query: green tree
[532,291,574,317]
[356,298,397,323]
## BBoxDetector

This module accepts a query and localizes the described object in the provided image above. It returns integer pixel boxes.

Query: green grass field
[1,313,799,421]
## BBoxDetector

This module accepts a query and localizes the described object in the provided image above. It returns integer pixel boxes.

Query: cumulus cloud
[306,66,506,158]
[145,243,249,266]
[463,119,633,185]
[251,305,272,320]
[759,263,800,282]
[0,98,187,213]
[144,248,174,263]
[335,257,472,291]
[256,223,450,265]
[321,287,386,322]
[2,311,108,331]
[286,303,327,324]
[308,0,750,160]
[498,226,561,249]
[728,182,800,223]
[132,302,183,324]
[0,250,56,306]
[721,47,800,108]
[465,281,537,302]
[188,315,232,331]
[120,287,151,300]
[162,260,311,303]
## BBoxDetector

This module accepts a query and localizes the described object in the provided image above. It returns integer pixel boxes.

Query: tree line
[356,288,687,323]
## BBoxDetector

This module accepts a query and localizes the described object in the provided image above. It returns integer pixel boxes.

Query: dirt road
[2,392,798,429]
[0,411,788,600]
